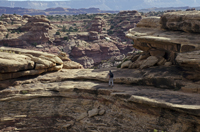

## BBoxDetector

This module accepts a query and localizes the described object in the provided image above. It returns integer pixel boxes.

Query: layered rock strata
[0,47,63,81]
[125,11,200,69]
[0,68,200,132]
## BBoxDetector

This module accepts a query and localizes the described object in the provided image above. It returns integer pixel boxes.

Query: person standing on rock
[108,70,114,87]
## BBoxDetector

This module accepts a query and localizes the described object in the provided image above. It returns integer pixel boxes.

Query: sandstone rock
[114,54,125,61]
[63,61,84,69]
[58,52,71,61]
[88,108,99,117]
[89,16,105,33]
[136,16,160,28]
[176,51,200,70]
[77,32,89,41]
[89,31,99,40]
[98,109,105,115]
[164,62,172,67]
[157,57,167,66]
[121,60,132,69]
[140,56,159,69]
[0,47,63,80]
[149,49,165,57]
[161,11,200,33]
[136,52,150,61]
[0,52,34,73]
[0,25,7,32]
[126,12,200,66]
[131,54,140,62]
[23,14,32,19]
[76,112,88,121]
[128,62,139,69]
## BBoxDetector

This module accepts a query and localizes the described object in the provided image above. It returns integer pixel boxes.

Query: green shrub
[63,36,69,41]
[117,63,122,68]
[5,34,9,38]
[32,42,37,46]
[21,90,28,94]
[62,26,67,32]
[55,31,60,35]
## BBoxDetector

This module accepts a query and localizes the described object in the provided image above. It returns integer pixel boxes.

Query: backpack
[109,72,114,78]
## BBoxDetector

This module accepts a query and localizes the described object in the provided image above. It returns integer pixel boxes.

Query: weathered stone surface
[161,11,200,33]
[176,51,200,69]
[0,52,34,73]
[140,56,159,69]
[121,60,132,68]
[63,61,84,69]
[0,47,63,80]
[126,11,200,66]
[136,16,160,28]
[88,108,99,117]
[0,67,200,132]
[89,16,105,33]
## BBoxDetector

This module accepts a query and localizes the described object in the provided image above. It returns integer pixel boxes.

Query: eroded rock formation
[125,11,200,69]
[0,47,63,81]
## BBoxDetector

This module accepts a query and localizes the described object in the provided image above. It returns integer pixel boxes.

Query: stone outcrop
[89,16,106,33]
[58,52,84,69]
[20,15,54,44]
[0,67,200,131]
[125,11,200,69]
[0,15,57,48]
[70,41,121,68]
[161,11,200,33]
[0,47,63,80]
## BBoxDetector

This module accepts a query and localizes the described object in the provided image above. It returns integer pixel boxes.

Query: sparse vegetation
[55,31,60,35]
[63,36,69,41]
[21,90,28,94]
[32,42,37,46]
[5,34,9,38]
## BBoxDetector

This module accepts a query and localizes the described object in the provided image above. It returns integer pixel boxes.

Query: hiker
[108,70,114,87]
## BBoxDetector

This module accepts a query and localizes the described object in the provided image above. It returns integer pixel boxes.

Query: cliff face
[0,68,200,132]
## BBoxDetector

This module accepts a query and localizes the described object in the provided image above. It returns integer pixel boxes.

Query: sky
[2,0,200,10]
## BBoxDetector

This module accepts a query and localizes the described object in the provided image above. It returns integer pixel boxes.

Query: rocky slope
[0,67,200,132]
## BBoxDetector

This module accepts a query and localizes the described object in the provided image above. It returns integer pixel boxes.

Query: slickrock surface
[0,68,200,132]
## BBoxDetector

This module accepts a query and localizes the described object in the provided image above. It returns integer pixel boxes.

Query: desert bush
[55,31,60,35]
[62,26,67,32]
[63,36,69,41]
[5,34,9,38]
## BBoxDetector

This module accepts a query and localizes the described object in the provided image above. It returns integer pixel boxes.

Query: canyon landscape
[0,3,200,132]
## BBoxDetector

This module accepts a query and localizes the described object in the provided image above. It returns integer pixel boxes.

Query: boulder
[121,60,132,69]
[63,61,84,69]
[58,52,71,61]
[157,57,167,66]
[140,56,159,69]
[136,52,150,61]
